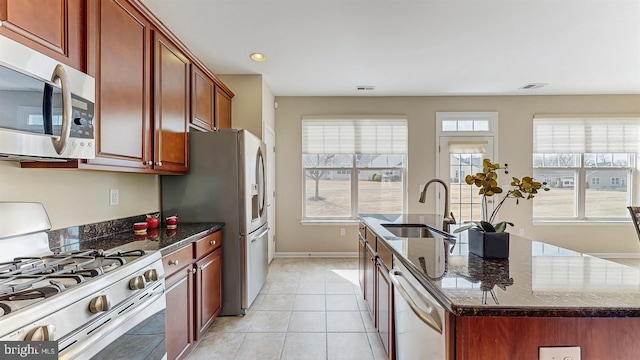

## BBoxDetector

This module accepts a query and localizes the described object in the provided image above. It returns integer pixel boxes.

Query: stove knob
[25,325,56,341]
[129,275,147,290]
[89,295,111,313]
[144,269,159,282]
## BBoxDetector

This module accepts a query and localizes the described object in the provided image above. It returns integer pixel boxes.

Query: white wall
[0,162,159,230]
[274,95,640,256]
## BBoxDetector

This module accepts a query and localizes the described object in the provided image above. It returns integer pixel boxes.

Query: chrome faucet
[419,179,456,233]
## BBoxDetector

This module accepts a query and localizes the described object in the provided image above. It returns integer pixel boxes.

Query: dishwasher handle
[389,269,443,333]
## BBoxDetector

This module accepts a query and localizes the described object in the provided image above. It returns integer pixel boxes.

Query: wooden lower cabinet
[165,265,195,360]
[358,234,367,292]
[359,222,394,360]
[195,248,222,340]
[454,316,640,360]
[376,262,393,360]
[163,230,222,360]
[364,242,376,317]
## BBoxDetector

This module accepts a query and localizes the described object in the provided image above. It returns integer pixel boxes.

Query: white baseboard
[590,252,640,259]
[275,252,358,258]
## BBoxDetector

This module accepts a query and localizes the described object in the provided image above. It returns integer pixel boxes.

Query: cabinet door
[191,66,215,131]
[86,0,153,170]
[365,242,376,320]
[0,0,85,70]
[165,267,195,360]
[195,248,222,340]
[214,85,232,129]
[154,32,190,173]
[376,262,393,360]
[358,234,366,292]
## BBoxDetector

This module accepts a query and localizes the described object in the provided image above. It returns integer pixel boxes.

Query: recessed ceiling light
[250,53,266,62]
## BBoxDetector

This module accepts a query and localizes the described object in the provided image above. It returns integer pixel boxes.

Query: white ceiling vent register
[520,83,547,90]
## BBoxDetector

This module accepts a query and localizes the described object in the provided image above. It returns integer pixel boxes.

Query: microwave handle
[50,64,72,155]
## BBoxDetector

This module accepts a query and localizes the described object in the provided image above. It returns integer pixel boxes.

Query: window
[533,116,639,220]
[302,117,407,220]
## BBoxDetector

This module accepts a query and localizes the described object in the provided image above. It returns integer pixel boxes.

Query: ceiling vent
[520,83,547,90]
[356,86,375,91]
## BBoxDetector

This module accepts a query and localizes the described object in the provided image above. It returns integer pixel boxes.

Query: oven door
[58,281,166,360]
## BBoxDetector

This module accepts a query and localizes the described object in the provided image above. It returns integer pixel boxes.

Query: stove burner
[0,247,148,301]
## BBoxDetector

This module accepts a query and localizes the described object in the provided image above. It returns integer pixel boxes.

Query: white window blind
[448,140,488,154]
[533,116,640,153]
[302,118,407,154]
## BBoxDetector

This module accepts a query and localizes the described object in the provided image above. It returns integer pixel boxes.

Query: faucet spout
[419,179,456,233]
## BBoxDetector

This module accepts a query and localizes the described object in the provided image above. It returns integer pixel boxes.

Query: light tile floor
[186,258,386,360]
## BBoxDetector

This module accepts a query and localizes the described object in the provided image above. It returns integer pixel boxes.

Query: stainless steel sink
[381,224,446,238]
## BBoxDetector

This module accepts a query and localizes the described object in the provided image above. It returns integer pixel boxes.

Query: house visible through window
[532,116,639,220]
[302,117,407,220]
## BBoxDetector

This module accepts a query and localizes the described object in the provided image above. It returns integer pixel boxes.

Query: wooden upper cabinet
[0,0,85,71]
[86,0,152,170]
[154,32,190,173]
[191,66,215,131]
[215,85,232,129]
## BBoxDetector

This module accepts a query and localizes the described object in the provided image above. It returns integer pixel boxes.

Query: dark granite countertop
[48,217,223,255]
[359,213,640,317]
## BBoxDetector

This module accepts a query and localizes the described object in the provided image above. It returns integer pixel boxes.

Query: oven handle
[50,64,72,155]
[389,269,443,333]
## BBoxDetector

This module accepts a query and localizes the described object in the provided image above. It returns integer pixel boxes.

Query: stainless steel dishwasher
[390,259,447,360]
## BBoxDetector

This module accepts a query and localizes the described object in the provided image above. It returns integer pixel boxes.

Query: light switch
[539,346,581,360]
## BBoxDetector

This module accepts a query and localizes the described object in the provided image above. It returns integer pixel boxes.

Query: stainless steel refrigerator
[161,129,268,316]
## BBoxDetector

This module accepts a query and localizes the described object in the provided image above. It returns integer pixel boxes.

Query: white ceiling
[141,0,640,97]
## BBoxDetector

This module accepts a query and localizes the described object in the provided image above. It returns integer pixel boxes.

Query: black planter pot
[468,228,510,259]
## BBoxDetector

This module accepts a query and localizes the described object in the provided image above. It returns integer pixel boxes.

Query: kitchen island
[359,213,640,360]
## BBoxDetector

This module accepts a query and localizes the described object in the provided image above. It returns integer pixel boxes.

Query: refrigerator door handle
[250,227,270,242]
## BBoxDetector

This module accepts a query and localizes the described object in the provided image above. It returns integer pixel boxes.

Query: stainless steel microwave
[0,35,95,161]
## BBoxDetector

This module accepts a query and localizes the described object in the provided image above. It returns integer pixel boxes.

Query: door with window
[435,112,498,226]
[438,137,494,225]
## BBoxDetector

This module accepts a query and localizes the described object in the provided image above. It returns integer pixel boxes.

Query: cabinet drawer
[377,239,393,271]
[194,230,222,259]
[163,244,194,277]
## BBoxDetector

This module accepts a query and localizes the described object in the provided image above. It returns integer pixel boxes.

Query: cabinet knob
[143,160,152,165]
[89,295,111,313]
[156,161,163,166]
[210,240,216,245]
[168,260,179,266]
[188,267,197,274]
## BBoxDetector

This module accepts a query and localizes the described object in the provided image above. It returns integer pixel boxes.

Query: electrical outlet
[109,189,119,206]
[539,346,581,360]
[419,184,425,193]
[340,228,345,236]
[519,228,525,236]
